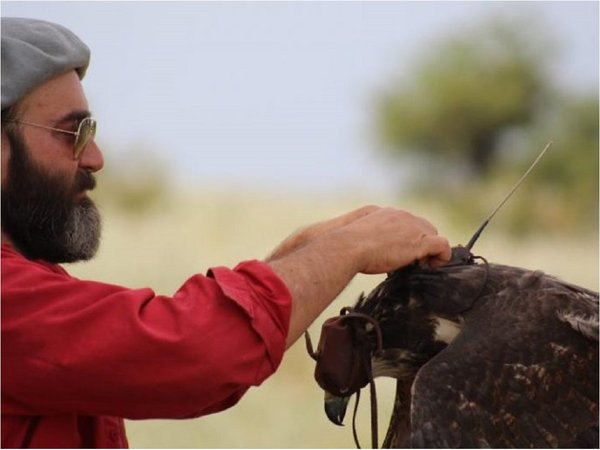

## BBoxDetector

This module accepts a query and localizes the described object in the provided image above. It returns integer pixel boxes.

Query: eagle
[308,246,599,448]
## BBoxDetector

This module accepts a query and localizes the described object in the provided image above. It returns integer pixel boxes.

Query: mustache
[75,170,96,193]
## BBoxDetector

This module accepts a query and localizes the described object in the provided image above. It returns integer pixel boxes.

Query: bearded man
[0,17,451,448]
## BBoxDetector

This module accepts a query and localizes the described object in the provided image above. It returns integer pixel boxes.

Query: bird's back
[404,263,599,448]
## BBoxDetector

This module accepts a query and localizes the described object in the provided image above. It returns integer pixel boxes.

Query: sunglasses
[10,117,97,160]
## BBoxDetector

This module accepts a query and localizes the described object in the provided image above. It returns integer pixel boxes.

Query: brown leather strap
[369,376,379,449]
[352,389,362,448]
[351,351,380,449]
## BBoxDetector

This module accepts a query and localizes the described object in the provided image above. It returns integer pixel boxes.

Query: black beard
[1,128,102,263]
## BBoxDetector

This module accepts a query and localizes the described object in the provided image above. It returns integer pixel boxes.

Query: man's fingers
[419,235,452,268]
[303,205,381,242]
[330,205,380,228]
[268,205,382,261]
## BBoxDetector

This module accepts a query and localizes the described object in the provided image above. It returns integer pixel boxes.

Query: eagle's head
[313,247,485,426]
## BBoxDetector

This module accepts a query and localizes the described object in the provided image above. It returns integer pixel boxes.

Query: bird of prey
[309,248,599,448]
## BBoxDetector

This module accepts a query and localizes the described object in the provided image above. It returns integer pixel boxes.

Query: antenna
[465,141,553,250]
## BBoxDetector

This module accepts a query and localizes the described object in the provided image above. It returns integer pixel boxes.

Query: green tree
[374,16,598,234]
[376,17,553,180]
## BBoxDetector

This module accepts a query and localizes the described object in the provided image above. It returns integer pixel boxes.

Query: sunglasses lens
[74,118,97,159]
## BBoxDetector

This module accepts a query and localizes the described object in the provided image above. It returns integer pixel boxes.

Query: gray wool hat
[1,17,90,110]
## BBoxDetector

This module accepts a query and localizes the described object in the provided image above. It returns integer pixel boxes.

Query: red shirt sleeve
[1,244,292,420]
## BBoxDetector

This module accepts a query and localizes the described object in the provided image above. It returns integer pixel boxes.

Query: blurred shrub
[510,97,599,234]
[373,15,598,235]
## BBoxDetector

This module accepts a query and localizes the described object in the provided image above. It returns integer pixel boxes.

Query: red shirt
[1,244,291,448]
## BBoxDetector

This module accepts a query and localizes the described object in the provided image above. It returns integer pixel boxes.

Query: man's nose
[78,140,104,173]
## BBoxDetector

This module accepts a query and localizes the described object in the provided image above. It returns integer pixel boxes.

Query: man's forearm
[267,229,362,349]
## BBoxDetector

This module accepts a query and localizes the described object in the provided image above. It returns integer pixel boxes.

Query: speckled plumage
[352,261,599,448]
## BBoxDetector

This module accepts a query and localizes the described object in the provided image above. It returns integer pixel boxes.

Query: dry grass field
[67,188,598,448]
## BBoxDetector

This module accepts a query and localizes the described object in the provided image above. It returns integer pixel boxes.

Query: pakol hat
[1,17,90,110]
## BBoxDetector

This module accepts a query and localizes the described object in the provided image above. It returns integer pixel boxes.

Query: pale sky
[2,1,598,194]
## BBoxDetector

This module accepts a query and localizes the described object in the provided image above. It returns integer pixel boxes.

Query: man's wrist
[310,227,366,276]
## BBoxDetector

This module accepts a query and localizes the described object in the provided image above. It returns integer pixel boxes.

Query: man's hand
[267,205,451,348]
[267,205,379,261]
[268,205,450,270]
[336,206,451,273]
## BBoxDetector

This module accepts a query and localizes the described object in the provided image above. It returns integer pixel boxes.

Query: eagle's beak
[324,391,351,426]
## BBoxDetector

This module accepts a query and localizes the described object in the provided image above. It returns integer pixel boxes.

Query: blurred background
[3,1,598,447]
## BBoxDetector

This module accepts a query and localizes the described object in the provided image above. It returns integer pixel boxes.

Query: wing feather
[406,265,599,448]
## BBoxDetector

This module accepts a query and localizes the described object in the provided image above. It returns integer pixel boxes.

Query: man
[0,17,451,448]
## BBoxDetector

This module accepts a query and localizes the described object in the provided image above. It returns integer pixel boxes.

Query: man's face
[1,71,105,263]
